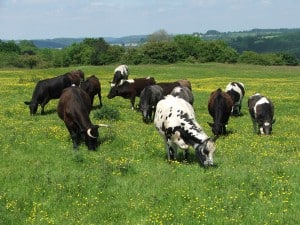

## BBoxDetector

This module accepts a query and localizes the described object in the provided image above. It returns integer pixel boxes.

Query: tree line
[0,30,298,69]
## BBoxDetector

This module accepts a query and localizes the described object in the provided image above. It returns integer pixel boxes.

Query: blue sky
[1,0,299,40]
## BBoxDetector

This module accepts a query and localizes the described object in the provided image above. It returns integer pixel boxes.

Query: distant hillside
[32,36,147,48]
[201,28,300,58]
[29,29,300,58]
[32,38,84,48]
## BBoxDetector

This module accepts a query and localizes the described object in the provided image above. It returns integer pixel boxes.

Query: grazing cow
[248,93,275,135]
[157,81,181,96]
[176,79,192,90]
[57,86,107,150]
[225,82,245,116]
[139,85,164,123]
[208,88,233,136]
[110,65,129,87]
[24,74,73,115]
[80,75,103,107]
[154,95,216,166]
[107,77,156,109]
[171,86,194,105]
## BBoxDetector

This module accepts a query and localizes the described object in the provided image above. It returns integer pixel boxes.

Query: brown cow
[80,75,102,107]
[208,88,233,136]
[57,86,107,150]
[107,77,156,109]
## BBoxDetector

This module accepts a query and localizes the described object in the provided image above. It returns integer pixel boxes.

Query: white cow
[225,82,245,116]
[248,93,275,135]
[110,65,129,87]
[154,95,216,166]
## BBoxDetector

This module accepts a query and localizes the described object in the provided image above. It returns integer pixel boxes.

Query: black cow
[110,65,129,87]
[57,86,107,150]
[248,93,275,135]
[208,88,233,136]
[225,82,245,116]
[171,86,194,105]
[24,74,73,115]
[107,77,156,109]
[80,75,103,108]
[139,85,164,123]
[157,81,181,96]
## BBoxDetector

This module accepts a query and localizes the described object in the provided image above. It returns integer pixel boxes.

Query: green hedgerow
[93,105,120,121]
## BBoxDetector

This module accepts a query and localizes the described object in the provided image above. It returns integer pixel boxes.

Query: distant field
[0,63,299,224]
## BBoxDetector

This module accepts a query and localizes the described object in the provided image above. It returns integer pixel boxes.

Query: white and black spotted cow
[225,82,245,116]
[248,93,275,135]
[154,95,216,166]
[110,65,129,87]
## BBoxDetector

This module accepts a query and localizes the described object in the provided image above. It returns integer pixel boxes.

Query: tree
[18,40,38,54]
[0,40,20,53]
[147,29,171,42]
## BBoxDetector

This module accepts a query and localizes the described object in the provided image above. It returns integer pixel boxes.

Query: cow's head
[259,119,276,135]
[24,101,38,115]
[85,125,100,150]
[107,86,118,99]
[195,138,216,166]
[140,103,153,123]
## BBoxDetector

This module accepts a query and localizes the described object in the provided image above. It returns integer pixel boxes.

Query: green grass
[0,63,299,224]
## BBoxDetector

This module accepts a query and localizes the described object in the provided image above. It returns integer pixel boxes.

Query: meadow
[0,63,299,225]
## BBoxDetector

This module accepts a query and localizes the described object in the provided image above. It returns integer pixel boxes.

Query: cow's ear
[272,118,276,124]
[207,122,213,127]
[24,101,31,105]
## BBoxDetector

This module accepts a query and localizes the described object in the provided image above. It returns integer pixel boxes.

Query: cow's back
[155,95,206,143]
[81,75,100,96]
[157,82,180,96]
[132,77,156,96]
[58,86,92,120]
[208,89,233,117]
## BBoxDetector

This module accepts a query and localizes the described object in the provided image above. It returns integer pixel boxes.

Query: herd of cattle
[24,65,275,166]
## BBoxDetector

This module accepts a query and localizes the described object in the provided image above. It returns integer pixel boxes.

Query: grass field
[0,63,299,224]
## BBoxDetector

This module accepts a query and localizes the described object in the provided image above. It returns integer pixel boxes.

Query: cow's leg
[130,96,136,110]
[65,122,80,150]
[183,149,189,162]
[151,107,156,122]
[148,109,153,122]
[91,95,94,106]
[168,142,178,161]
[40,98,50,115]
[164,142,175,161]
[98,92,103,107]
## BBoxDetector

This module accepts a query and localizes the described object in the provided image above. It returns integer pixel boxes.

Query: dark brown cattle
[107,77,156,109]
[66,70,85,86]
[24,70,84,115]
[208,88,233,136]
[157,81,181,96]
[24,74,72,115]
[176,79,192,90]
[57,86,103,150]
[80,75,102,107]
